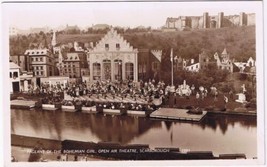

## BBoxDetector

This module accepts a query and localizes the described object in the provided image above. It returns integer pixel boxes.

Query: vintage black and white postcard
[1,1,265,166]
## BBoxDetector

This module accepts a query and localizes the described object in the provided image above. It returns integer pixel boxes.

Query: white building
[10,62,21,93]
[183,59,200,72]
[246,57,255,67]
[41,76,69,89]
[88,28,138,82]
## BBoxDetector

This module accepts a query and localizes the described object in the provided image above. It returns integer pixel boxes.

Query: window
[40,66,43,70]
[36,66,39,70]
[40,71,43,75]
[114,60,122,80]
[93,63,101,80]
[105,44,109,51]
[10,72,12,78]
[40,58,43,62]
[73,64,75,67]
[143,64,146,73]
[36,71,39,75]
[31,58,34,62]
[116,43,120,50]
[125,63,134,80]
[35,58,38,61]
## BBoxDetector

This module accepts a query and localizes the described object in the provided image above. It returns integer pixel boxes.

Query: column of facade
[24,80,28,92]
[122,56,126,80]
[134,53,138,82]
[101,60,104,80]
[111,55,115,81]
[89,61,93,82]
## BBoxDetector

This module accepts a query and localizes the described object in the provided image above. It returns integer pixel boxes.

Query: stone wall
[247,13,255,26]
[165,12,255,31]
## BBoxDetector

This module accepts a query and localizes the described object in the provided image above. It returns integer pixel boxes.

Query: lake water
[11,109,257,158]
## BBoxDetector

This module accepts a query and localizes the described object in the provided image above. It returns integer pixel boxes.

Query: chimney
[191,59,194,64]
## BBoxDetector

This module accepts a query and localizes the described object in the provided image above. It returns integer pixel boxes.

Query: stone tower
[203,12,209,28]
[239,12,247,26]
[217,12,224,28]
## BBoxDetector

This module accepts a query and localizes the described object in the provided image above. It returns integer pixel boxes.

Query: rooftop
[10,62,21,69]
[24,49,49,55]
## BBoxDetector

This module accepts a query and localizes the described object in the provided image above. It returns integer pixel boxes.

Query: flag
[170,48,173,62]
[151,50,162,62]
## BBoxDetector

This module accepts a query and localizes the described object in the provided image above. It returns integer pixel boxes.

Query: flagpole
[171,48,174,86]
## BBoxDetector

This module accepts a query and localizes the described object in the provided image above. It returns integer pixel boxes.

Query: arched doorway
[103,59,111,80]
[125,62,134,80]
[93,62,101,80]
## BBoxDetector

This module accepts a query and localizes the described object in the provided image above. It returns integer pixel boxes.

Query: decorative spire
[222,48,227,55]
[51,30,56,47]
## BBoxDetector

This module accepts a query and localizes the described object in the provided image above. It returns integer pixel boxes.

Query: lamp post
[170,48,175,93]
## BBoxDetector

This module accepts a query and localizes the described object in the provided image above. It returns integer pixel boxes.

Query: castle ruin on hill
[164,12,255,31]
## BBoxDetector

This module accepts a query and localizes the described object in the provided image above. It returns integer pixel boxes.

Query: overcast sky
[2,1,261,29]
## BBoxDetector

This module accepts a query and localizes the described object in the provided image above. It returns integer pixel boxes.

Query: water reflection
[11,109,257,158]
[199,114,256,134]
[11,109,161,144]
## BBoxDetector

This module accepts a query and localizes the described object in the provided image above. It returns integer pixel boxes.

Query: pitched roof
[64,53,80,61]
[24,49,49,55]
[10,62,21,69]
[222,48,227,55]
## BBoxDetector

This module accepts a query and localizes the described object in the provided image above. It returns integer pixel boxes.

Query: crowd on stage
[26,79,225,110]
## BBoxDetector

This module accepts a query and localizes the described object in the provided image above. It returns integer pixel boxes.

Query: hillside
[10,26,255,62]
[57,26,255,61]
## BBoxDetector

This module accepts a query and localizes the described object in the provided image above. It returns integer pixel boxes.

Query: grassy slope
[57,26,255,61]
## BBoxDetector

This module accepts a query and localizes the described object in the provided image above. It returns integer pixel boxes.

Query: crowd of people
[25,79,226,111]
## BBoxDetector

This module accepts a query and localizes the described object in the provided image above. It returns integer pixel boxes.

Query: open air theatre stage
[11,97,207,122]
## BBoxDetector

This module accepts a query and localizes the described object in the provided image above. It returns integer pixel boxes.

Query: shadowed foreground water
[11,109,257,158]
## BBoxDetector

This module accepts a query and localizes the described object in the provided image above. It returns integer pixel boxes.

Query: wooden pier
[150,108,207,122]
[10,100,36,109]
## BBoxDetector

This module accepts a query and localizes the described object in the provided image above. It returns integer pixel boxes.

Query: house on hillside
[214,48,233,72]
[183,59,200,72]
[199,51,212,69]
[233,57,256,73]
